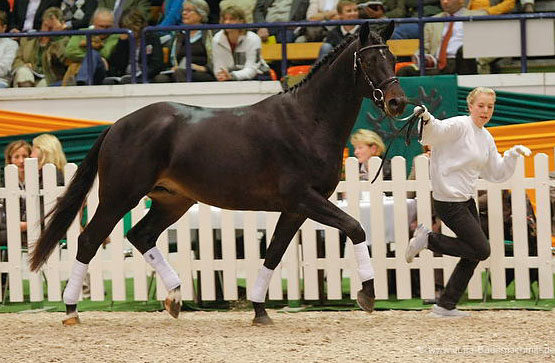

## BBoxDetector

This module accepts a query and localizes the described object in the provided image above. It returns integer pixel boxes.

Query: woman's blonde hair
[466,87,496,105]
[350,129,385,156]
[32,134,67,171]
[4,140,31,166]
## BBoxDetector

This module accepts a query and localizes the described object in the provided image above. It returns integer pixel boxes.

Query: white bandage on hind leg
[63,260,88,305]
[353,242,375,282]
[144,247,181,291]
[251,265,274,303]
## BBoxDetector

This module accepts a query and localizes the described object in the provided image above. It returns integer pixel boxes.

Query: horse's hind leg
[63,202,134,325]
[126,194,195,318]
[252,212,306,325]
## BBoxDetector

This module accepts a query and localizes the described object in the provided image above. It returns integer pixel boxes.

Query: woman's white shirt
[212,30,267,81]
[421,115,519,202]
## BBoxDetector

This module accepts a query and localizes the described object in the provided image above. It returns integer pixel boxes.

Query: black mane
[282,33,358,93]
[283,29,385,93]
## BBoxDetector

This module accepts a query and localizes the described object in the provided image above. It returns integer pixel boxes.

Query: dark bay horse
[30,21,407,325]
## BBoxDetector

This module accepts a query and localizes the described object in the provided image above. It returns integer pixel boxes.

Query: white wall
[0,74,553,122]
[0,81,283,122]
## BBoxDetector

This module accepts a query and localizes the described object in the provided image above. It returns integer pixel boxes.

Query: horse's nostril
[388,98,400,108]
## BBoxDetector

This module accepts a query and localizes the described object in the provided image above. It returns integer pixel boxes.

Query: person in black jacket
[317,0,359,61]
[10,0,61,32]
[104,8,163,84]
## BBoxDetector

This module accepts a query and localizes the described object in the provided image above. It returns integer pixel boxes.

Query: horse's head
[354,21,407,116]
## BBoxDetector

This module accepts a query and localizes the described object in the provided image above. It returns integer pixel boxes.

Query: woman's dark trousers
[428,198,491,309]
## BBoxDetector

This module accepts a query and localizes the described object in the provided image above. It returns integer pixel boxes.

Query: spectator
[104,7,164,84]
[2,140,32,247]
[253,0,309,43]
[392,0,441,40]
[357,0,389,33]
[97,0,150,24]
[30,134,67,185]
[317,0,359,60]
[155,0,215,83]
[11,7,69,87]
[296,0,341,42]
[396,0,484,76]
[220,0,256,23]
[350,129,391,181]
[405,87,532,317]
[0,10,18,88]
[157,0,183,27]
[359,0,402,18]
[60,0,99,30]
[213,6,270,81]
[64,7,119,85]
[11,0,61,32]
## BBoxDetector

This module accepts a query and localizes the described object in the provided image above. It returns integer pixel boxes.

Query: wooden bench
[386,39,419,57]
[261,39,419,62]
[261,42,324,61]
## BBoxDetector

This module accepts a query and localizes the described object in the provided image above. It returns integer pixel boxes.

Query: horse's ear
[380,20,395,41]
[359,21,370,43]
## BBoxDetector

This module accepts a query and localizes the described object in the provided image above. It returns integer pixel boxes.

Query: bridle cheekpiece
[353,44,399,110]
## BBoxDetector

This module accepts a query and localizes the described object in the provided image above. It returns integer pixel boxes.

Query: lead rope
[369,100,427,184]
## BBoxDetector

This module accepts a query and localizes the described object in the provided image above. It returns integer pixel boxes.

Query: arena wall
[0,73,553,122]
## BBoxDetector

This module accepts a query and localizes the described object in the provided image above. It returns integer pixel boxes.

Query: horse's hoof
[357,289,375,313]
[62,312,81,326]
[252,315,274,326]
[164,296,181,319]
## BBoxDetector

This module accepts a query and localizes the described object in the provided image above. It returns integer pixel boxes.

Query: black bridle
[353,43,427,184]
[353,44,399,111]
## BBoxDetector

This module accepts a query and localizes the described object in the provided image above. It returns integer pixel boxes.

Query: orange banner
[0,110,109,137]
[488,119,555,176]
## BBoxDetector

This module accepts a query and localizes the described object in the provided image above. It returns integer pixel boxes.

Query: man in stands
[397,0,483,76]
[317,0,359,60]
[64,8,120,85]
[11,7,68,87]
[253,0,309,43]
[10,0,61,32]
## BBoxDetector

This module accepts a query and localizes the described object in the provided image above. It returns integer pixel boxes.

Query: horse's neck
[297,46,363,143]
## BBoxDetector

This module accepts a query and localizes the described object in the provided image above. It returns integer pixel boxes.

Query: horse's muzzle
[385,95,408,117]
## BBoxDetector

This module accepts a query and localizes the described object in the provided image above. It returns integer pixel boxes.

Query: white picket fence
[0,154,553,304]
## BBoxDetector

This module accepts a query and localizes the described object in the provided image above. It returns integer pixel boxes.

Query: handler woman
[405,87,531,317]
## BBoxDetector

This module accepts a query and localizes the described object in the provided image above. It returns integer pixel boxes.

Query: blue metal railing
[0,28,136,85]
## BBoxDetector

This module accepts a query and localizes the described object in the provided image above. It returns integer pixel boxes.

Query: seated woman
[1,140,32,248]
[155,0,215,83]
[105,8,164,84]
[212,6,270,82]
[30,133,67,186]
[350,129,391,181]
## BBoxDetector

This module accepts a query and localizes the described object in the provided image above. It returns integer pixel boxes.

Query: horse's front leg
[251,212,306,325]
[295,190,375,313]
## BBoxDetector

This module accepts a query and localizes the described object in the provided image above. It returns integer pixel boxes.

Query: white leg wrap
[251,265,273,303]
[144,247,181,291]
[63,261,88,305]
[354,242,375,282]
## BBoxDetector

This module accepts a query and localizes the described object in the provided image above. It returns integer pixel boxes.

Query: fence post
[25,159,43,304]
[534,154,554,298]
[4,165,24,302]
[42,163,62,301]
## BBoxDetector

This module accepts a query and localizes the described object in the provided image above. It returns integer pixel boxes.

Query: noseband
[353,44,399,110]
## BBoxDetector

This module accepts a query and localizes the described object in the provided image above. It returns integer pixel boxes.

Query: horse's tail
[29,127,111,272]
